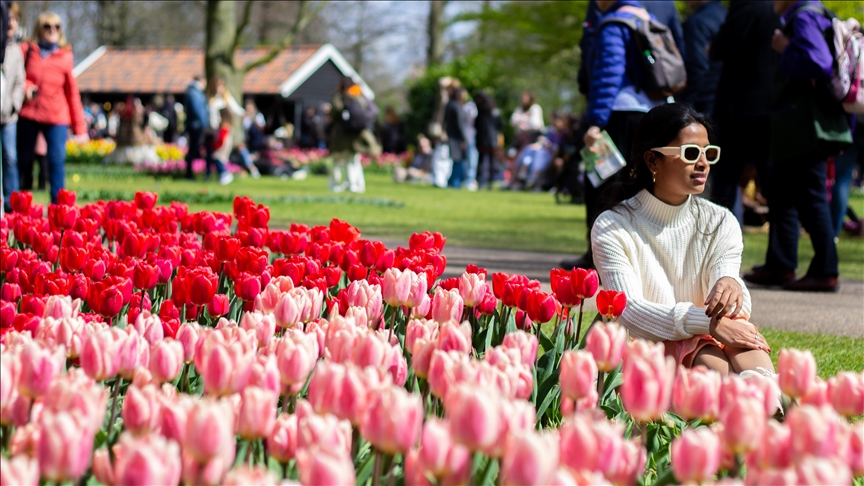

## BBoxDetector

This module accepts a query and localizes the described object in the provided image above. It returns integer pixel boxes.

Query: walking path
[380,239,864,338]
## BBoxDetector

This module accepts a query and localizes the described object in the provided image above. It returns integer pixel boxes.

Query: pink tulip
[405,272,429,308]
[2,394,33,428]
[800,377,830,407]
[850,423,864,477]
[180,451,233,486]
[458,272,488,307]
[95,431,182,486]
[500,431,560,486]
[345,280,383,325]
[148,339,184,383]
[560,350,598,401]
[827,371,864,417]
[501,330,539,365]
[412,418,471,482]
[175,322,201,363]
[121,385,160,435]
[719,397,765,455]
[360,385,423,454]
[1,353,16,408]
[405,319,438,353]
[296,400,352,454]
[411,339,436,379]
[116,329,150,380]
[268,413,299,463]
[8,422,39,456]
[248,354,281,396]
[382,268,412,307]
[195,334,255,397]
[559,414,600,473]
[36,411,94,483]
[42,368,107,434]
[795,457,853,486]
[131,311,164,345]
[240,311,276,347]
[436,320,472,354]
[351,331,389,368]
[307,362,370,425]
[274,293,302,329]
[236,386,277,440]
[296,446,356,486]
[431,287,464,323]
[671,427,721,484]
[672,366,721,422]
[223,465,280,486]
[43,295,80,320]
[621,342,674,422]
[778,349,816,399]
[184,399,235,464]
[427,350,467,399]
[603,438,646,486]
[786,404,850,461]
[585,322,627,372]
[253,282,283,314]
[79,327,123,382]
[275,330,319,392]
[158,393,192,444]
[19,341,65,397]
[749,467,799,486]
[0,455,39,486]
[746,420,793,471]
[410,294,431,319]
[445,384,502,452]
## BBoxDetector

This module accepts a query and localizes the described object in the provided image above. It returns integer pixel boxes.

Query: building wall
[288,60,343,108]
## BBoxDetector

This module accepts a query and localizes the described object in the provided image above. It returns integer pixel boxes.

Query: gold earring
[652,172,657,183]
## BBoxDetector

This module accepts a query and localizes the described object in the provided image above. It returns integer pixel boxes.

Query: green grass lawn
[25,165,864,375]
[55,166,864,281]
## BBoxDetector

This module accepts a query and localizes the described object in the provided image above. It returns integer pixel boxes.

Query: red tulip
[59,247,89,274]
[48,204,78,231]
[491,272,509,299]
[528,290,557,323]
[1,282,21,302]
[56,189,76,206]
[207,294,230,318]
[550,270,581,308]
[133,262,159,291]
[570,268,599,299]
[10,191,33,213]
[596,289,627,319]
[134,191,158,210]
[234,273,262,302]
[214,236,240,263]
[186,269,218,307]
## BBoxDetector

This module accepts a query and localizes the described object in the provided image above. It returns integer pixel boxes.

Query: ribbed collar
[630,189,694,227]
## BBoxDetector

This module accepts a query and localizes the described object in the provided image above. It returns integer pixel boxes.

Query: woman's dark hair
[475,90,495,113]
[601,103,715,213]
[338,76,355,93]
[521,91,535,108]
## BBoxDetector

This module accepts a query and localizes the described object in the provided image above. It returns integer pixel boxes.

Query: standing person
[743,0,852,292]
[160,94,177,144]
[561,0,665,271]
[243,100,266,155]
[183,76,208,180]
[678,0,726,115]
[328,76,380,193]
[379,107,407,154]
[444,86,468,188]
[474,90,503,190]
[1,1,24,213]
[205,78,244,182]
[509,91,544,150]
[593,103,774,376]
[210,109,234,185]
[708,0,780,223]
[461,90,479,191]
[16,11,86,204]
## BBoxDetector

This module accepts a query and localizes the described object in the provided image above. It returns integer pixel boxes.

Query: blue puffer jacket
[586,0,656,128]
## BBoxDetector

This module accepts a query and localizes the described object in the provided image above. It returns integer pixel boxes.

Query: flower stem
[575,301,585,348]
[596,371,605,404]
[106,377,123,459]
[372,450,383,486]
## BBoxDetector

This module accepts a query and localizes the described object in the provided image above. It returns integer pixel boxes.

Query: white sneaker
[466,181,479,192]
[219,172,234,185]
[250,167,261,179]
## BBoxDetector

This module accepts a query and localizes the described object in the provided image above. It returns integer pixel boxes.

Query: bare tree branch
[241,0,323,73]
[232,0,255,51]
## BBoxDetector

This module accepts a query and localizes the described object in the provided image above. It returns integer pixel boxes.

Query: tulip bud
[0,455,39,486]
[149,339,184,383]
[268,413,299,463]
[560,350,598,401]
[826,371,864,417]
[360,385,423,454]
[207,294,230,319]
[671,427,721,484]
[431,288,463,323]
[500,431,560,486]
[37,411,95,483]
[585,322,627,372]
[596,289,626,320]
[672,366,721,422]
[778,349,816,399]
[236,386,278,440]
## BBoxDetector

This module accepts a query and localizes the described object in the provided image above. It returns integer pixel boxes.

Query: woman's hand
[25,85,38,101]
[710,317,770,352]
[583,126,602,148]
[705,277,744,319]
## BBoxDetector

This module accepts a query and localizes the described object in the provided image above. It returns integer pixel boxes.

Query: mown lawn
[52,165,864,280]
[26,165,864,376]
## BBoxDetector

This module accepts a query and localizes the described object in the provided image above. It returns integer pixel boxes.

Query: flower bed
[0,190,861,485]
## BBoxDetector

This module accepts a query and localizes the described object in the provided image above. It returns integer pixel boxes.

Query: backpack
[341,95,369,133]
[597,6,687,100]
[788,4,864,113]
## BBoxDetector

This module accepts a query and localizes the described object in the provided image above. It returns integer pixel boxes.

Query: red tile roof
[74,45,321,95]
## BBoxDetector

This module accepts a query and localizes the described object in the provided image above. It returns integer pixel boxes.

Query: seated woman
[591,103,773,376]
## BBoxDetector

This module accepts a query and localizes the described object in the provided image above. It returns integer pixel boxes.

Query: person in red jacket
[16,11,86,203]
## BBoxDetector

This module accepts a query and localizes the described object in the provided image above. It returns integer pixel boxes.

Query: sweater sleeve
[705,209,752,319]
[592,214,712,341]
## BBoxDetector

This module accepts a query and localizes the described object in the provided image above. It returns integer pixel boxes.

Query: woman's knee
[692,346,731,376]
[723,347,774,374]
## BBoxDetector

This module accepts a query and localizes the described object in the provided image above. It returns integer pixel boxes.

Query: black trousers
[710,115,773,215]
[583,111,646,260]
[764,153,838,278]
[185,128,204,179]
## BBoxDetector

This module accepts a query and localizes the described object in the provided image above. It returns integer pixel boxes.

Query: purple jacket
[779,1,833,81]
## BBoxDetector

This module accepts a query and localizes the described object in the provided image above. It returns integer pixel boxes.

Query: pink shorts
[664,335,724,368]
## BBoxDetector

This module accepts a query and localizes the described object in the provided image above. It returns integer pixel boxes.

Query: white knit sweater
[591,189,751,342]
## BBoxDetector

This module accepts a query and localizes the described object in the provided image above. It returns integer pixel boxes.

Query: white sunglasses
[652,144,721,164]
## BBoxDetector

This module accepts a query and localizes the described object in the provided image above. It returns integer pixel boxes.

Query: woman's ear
[644,150,658,174]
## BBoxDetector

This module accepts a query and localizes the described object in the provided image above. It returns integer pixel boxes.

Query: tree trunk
[426,0,447,68]
[205,0,245,144]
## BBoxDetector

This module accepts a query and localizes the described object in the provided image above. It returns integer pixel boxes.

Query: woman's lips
[691,173,707,184]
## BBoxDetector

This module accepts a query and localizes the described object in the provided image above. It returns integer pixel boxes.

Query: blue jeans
[831,146,858,236]
[465,141,478,185]
[17,119,67,204]
[448,160,465,188]
[1,122,19,209]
